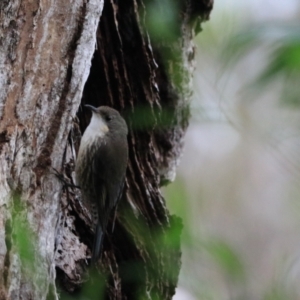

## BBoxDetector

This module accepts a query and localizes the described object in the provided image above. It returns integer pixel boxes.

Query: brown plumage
[75,105,128,263]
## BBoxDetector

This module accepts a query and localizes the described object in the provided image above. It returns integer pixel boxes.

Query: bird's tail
[91,222,103,264]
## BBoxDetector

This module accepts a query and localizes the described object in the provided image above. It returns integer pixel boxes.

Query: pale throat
[82,113,109,145]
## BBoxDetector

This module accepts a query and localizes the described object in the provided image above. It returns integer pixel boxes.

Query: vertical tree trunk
[0,1,103,298]
[0,0,213,299]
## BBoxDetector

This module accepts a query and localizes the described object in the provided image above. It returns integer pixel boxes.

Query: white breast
[81,113,109,147]
[76,113,109,186]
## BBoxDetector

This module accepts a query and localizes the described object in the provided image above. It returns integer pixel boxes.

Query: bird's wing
[90,149,107,262]
[110,177,126,232]
[91,139,122,230]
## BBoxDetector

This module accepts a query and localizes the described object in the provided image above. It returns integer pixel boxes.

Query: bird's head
[85,105,128,138]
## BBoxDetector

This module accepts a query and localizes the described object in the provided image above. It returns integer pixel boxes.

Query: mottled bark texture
[0,0,213,299]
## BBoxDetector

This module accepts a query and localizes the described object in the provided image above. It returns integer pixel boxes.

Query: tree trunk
[0,0,213,299]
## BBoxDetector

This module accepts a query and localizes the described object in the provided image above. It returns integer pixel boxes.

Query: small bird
[75,105,128,263]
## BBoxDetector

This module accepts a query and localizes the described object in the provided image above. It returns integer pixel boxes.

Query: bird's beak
[85,104,97,113]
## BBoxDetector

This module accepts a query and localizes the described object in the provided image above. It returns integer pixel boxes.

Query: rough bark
[0,0,103,298]
[0,0,213,299]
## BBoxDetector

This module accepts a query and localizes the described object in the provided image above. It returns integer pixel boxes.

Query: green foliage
[144,0,180,44]
[224,24,300,106]
[164,177,247,298]
[142,0,185,91]
[80,268,106,300]
[124,105,176,131]
[163,177,190,225]
[204,239,245,282]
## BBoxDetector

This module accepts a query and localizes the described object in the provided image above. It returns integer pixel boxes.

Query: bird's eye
[105,115,112,122]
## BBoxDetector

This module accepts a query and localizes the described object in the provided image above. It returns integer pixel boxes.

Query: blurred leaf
[142,0,184,90]
[163,178,193,242]
[259,42,300,81]
[144,0,180,44]
[204,239,245,282]
[264,286,293,300]
[124,105,175,131]
[224,24,300,61]
[80,268,106,300]
[223,23,300,107]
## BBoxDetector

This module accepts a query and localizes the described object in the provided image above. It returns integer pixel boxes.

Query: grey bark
[0,0,103,298]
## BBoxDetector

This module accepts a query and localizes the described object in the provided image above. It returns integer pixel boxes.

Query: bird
[75,105,128,263]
